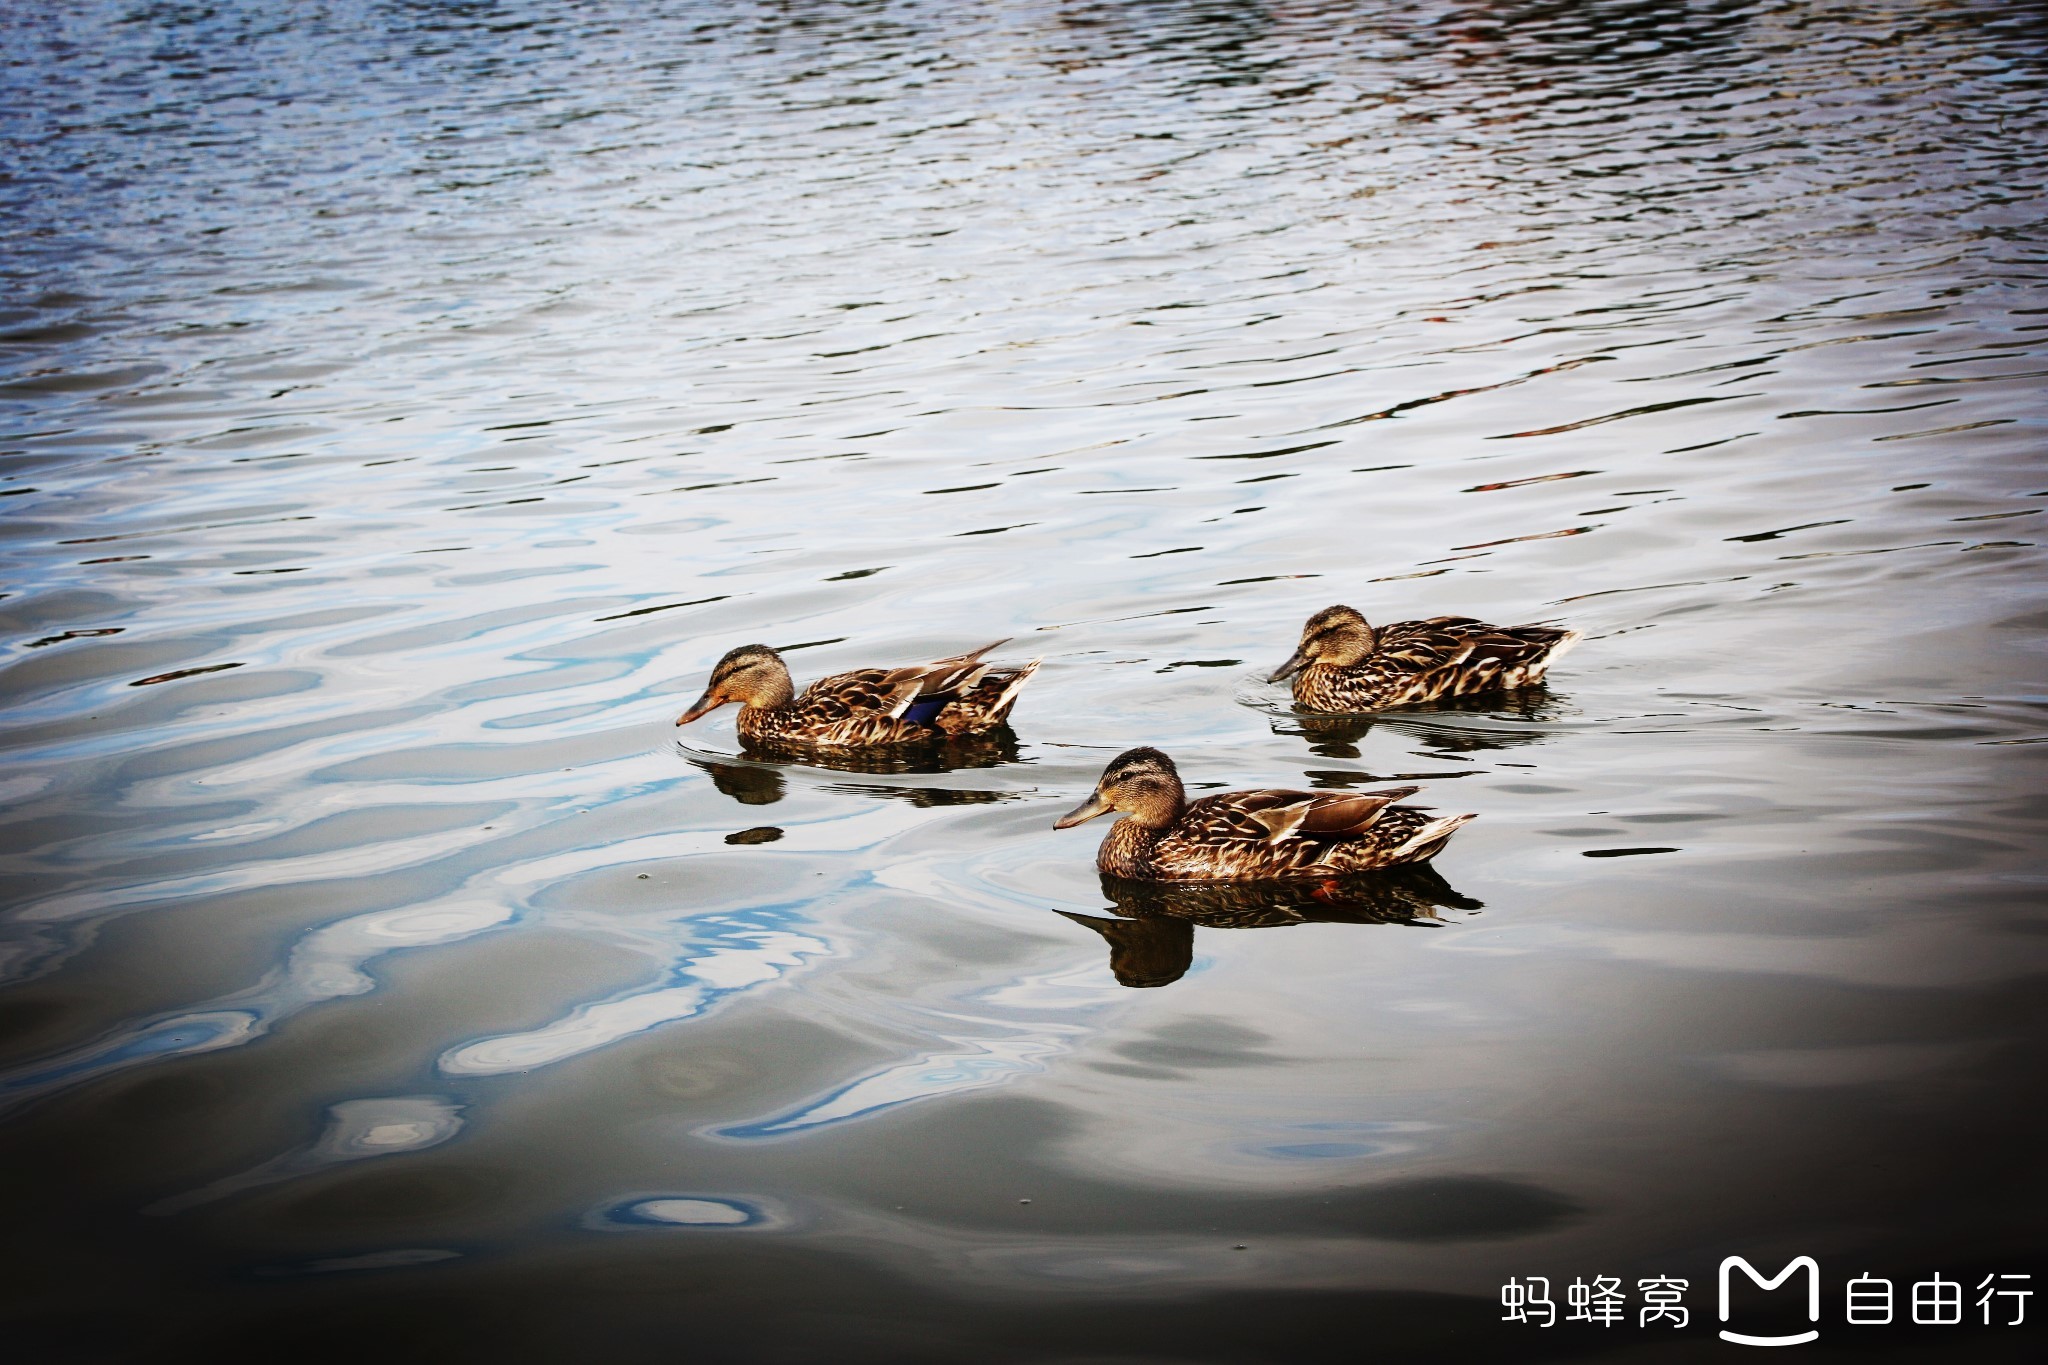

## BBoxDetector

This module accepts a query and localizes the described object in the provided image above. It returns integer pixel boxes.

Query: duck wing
[793,667,917,721]
[1380,617,1581,693]
[1150,787,1424,877]
[1195,787,1421,842]
[1371,617,1489,673]
[1171,777,1425,855]
[933,657,1039,735]
[878,640,1010,705]
[877,640,1042,734]
[777,642,1022,744]
[789,641,1004,718]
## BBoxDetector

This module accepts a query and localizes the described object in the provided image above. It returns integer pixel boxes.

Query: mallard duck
[1269,605,1580,711]
[1053,747,1473,880]
[675,640,1038,746]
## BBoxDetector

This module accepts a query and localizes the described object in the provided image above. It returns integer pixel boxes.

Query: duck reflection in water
[1278,687,1565,760]
[739,728,1021,775]
[688,729,1021,809]
[692,757,788,806]
[1060,867,1483,989]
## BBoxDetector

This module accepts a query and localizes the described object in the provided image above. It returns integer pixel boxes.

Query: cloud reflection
[440,906,827,1077]
[718,1031,1080,1140]
[596,1194,781,1229]
[715,951,1122,1140]
[0,899,512,1112]
[149,1095,464,1215]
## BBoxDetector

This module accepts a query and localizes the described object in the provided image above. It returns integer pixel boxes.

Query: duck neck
[733,666,796,743]
[1292,663,1345,708]
[1099,818,1165,878]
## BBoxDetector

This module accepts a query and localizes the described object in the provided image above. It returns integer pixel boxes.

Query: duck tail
[1528,627,1582,682]
[932,640,1010,693]
[1389,811,1476,863]
[1505,624,1580,683]
[986,657,1041,722]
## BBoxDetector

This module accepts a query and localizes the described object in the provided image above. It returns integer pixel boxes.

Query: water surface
[2,1,2045,1360]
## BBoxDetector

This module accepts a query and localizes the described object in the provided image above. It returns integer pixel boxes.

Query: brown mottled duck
[1269,605,1581,711]
[1053,747,1473,880]
[676,640,1038,747]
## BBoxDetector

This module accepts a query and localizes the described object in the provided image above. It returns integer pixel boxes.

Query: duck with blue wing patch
[676,639,1039,748]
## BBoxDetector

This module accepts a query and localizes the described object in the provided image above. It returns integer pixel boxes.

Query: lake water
[2,1,2044,1359]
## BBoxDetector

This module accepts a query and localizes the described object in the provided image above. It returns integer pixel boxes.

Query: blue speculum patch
[901,697,947,729]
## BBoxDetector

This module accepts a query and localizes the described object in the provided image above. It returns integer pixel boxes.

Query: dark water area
[2,0,2045,1360]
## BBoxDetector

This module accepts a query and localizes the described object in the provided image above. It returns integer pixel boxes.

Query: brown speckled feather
[737,668,928,746]
[933,659,1039,735]
[1099,786,1471,880]
[1294,616,1580,712]
[736,643,1038,747]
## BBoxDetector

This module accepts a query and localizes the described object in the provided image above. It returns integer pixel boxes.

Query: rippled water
[3,1,2045,1358]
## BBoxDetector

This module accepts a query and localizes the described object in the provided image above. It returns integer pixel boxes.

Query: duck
[1269,605,1580,712]
[1053,747,1473,880]
[675,639,1038,747]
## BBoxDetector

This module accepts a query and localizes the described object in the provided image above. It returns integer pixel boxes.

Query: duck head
[1268,604,1376,682]
[1054,746,1187,831]
[676,644,795,725]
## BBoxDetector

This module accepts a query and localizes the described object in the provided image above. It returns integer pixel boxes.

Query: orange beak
[1267,645,1314,683]
[675,687,727,727]
[1053,789,1115,829]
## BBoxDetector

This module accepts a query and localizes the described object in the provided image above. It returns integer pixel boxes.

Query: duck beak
[1054,789,1115,829]
[1267,646,1313,683]
[675,688,726,726]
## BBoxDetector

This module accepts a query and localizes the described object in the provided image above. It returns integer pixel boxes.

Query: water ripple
[0,0,2043,1344]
